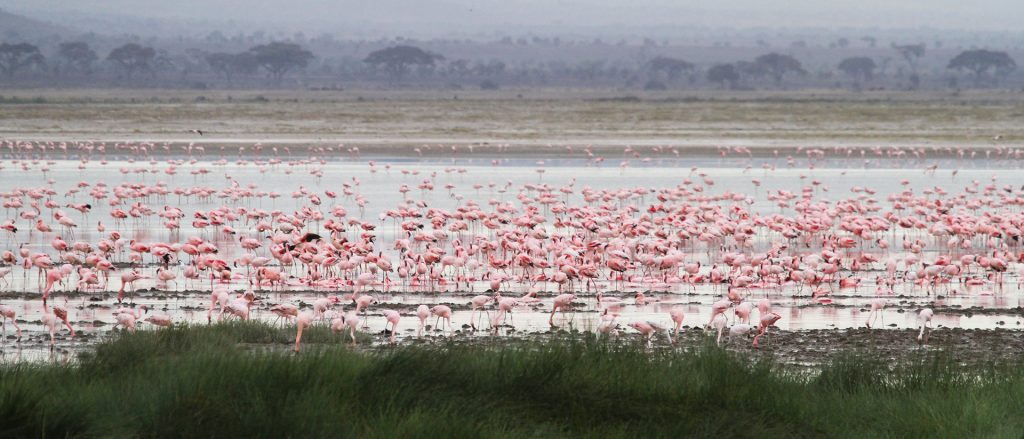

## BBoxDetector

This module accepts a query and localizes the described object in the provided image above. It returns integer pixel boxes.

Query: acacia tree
[248,42,314,84]
[107,43,156,79]
[735,60,767,86]
[0,42,44,78]
[754,53,805,85]
[364,45,442,83]
[473,60,506,78]
[58,42,97,75]
[446,59,471,79]
[947,49,1016,86]
[838,57,877,83]
[892,43,925,88]
[706,64,739,89]
[647,56,695,82]
[152,49,176,79]
[206,52,258,84]
[892,43,925,74]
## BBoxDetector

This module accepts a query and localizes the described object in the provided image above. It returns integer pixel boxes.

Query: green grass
[1,322,1022,438]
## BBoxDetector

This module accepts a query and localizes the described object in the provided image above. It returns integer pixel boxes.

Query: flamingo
[430,305,453,335]
[669,307,685,343]
[917,308,934,343]
[865,298,887,328]
[294,311,314,352]
[381,309,400,343]
[628,320,665,346]
[0,305,22,339]
[416,304,430,336]
[752,313,782,348]
[549,293,577,327]
[468,294,493,330]
[117,270,148,303]
[40,305,74,348]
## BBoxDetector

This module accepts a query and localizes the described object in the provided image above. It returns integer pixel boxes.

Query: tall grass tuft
[0,323,1022,438]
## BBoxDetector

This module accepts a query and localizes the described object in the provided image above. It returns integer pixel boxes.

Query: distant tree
[892,43,925,74]
[473,60,506,78]
[706,64,739,89]
[178,48,209,81]
[646,56,695,82]
[364,45,442,83]
[735,61,767,82]
[58,41,97,75]
[908,74,921,89]
[0,42,44,78]
[838,57,877,82]
[643,80,667,91]
[876,57,892,76]
[206,52,258,84]
[754,53,805,85]
[861,36,877,48]
[204,31,228,44]
[107,43,155,79]
[947,49,1016,86]
[153,49,175,76]
[573,60,605,82]
[446,59,471,79]
[248,42,314,83]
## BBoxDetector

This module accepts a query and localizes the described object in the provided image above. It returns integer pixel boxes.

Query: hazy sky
[5,0,1024,36]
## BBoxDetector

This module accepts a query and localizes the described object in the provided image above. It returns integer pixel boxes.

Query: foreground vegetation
[1,322,1022,438]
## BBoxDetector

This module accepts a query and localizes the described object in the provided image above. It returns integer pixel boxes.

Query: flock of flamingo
[1,139,1021,353]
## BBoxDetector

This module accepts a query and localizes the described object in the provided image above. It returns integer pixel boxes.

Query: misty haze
[0,1,1023,90]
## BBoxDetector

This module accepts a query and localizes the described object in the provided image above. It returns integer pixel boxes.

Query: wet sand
[4,89,1024,147]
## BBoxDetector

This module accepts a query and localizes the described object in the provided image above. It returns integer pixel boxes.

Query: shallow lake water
[1,144,1023,357]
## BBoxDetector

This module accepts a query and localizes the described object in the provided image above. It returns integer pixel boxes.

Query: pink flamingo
[0,305,22,339]
[752,313,782,348]
[549,293,577,326]
[917,308,934,343]
[40,304,74,348]
[381,309,400,343]
[711,313,727,345]
[468,294,494,330]
[270,303,300,325]
[117,270,148,303]
[416,304,430,336]
[294,311,314,352]
[865,298,887,328]
[144,313,173,328]
[669,306,685,343]
[707,299,731,327]
[430,305,453,334]
[628,321,663,346]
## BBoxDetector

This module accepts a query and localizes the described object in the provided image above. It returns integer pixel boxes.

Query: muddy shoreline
[0,139,1017,160]
[5,325,1023,368]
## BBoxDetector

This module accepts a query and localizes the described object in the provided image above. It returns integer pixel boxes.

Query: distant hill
[0,8,76,43]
